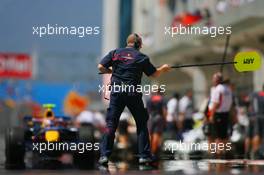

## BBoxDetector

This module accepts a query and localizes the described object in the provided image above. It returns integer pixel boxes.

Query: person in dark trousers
[147,91,166,155]
[98,33,171,165]
[179,90,194,132]
[245,84,264,159]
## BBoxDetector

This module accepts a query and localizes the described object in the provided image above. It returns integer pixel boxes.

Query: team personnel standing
[208,72,233,158]
[166,93,180,134]
[179,90,194,132]
[97,33,171,165]
[245,84,264,159]
[147,91,166,155]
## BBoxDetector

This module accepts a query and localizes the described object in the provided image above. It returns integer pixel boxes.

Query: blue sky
[0,0,102,55]
[0,0,103,114]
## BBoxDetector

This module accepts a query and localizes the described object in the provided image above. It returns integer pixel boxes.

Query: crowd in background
[72,72,264,162]
[1,72,263,162]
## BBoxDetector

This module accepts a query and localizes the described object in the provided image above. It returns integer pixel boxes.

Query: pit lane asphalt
[1,135,264,175]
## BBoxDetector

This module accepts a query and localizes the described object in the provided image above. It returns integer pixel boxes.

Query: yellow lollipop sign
[234,51,262,72]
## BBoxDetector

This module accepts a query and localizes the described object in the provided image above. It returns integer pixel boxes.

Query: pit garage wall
[101,0,119,105]
[101,0,264,108]
[181,68,207,110]
[131,0,264,109]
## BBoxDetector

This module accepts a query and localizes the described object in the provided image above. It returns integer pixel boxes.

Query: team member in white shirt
[76,110,106,130]
[208,72,233,157]
[166,93,180,135]
[179,90,194,132]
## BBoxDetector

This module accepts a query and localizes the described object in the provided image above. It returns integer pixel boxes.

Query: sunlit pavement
[1,135,264,175]
[1,160,264,175]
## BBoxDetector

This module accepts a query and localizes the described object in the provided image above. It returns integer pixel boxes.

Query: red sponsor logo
[0,53,32,79]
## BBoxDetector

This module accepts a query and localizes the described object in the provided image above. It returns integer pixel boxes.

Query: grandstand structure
[103,0,264,107]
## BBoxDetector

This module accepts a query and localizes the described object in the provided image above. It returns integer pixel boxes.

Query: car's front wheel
[5,127,25,169]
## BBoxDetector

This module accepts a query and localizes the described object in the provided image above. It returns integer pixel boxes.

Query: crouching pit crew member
[97,33,171,165]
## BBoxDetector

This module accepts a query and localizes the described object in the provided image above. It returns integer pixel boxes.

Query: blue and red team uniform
[99,47,157,159]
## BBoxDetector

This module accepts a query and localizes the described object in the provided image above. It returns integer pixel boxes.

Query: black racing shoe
[98,156,109,166]
[253,151,264,160]
[139,156,158,164]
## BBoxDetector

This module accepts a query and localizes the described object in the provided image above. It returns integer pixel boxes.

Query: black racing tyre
[73,124,95,169]
[5,127,25,169]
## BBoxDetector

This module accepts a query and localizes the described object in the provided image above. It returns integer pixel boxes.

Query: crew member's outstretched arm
[151,64,171,78]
